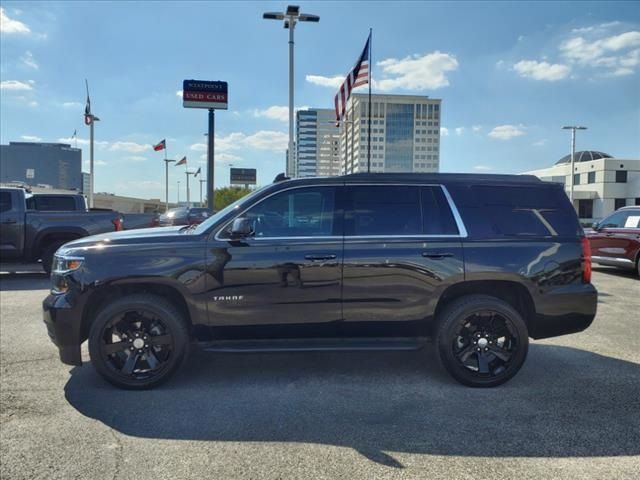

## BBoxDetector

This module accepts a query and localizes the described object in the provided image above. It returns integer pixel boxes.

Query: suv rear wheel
[435,295,529,387]
[88,294,190,389]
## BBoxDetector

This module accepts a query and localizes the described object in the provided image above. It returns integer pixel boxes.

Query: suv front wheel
[88,294,190,389]
[435,295,529,387]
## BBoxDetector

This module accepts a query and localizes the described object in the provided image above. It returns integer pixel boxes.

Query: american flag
[334,33,371,123]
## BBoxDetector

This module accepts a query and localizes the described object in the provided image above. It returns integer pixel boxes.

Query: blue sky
[1,1,639,202]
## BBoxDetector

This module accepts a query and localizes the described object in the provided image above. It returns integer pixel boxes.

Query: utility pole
[207,110,215,211]
[199,178,206,207]
[562,125,587,207]
[177,180,181,204]
[164,157,175,211]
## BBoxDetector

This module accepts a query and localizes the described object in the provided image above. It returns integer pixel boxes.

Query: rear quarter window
[449,184,581,238]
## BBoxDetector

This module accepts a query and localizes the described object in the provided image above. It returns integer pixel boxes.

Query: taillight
[112,217,123,231]
[581,237,592,283]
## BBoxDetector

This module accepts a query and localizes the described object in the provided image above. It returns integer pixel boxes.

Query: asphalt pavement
[1,267,639,479]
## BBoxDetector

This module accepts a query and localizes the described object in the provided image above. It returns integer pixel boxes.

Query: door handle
[1,219,17,224]
[305,254,337,261]
[422,252,454,259]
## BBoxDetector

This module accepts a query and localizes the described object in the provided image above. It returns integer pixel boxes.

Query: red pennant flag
[153,139,166,152]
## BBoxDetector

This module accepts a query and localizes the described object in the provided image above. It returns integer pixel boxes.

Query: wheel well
[433,281,536,332]
[36,234,82,259]
[81,283,193,340]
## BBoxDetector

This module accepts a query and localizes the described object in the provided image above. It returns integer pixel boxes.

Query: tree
[212,186,252,211]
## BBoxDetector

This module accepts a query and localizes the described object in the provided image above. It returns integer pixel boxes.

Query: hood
[58,226,189,253]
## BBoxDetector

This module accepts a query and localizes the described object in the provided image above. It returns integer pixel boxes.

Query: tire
[88,294,190,390]
[41,241,66,275]
[435,295,529,388]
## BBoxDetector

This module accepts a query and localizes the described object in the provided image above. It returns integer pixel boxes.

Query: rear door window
[0,192,13,213]
[345,186,422,236]
[422,187,459,235]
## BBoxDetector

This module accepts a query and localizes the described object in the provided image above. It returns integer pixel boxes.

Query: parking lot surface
[1,268,639,479]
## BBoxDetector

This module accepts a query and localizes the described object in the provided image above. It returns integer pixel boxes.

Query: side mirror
[230,217,252,237]
[591,222,599,230]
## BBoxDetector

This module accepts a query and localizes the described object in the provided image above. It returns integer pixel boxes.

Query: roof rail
[273,173,290,183]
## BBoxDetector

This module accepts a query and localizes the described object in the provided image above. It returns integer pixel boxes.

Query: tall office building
[295,109,340,177]
[0,142,82,190]
[340,93,441,174]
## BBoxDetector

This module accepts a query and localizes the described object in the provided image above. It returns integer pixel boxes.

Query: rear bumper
[592,255,636,270]
[42,292,84,366]
[529,283,598,339]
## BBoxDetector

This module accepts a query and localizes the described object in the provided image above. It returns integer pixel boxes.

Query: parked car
[122,212,161,230]
[0,186,123,274]
[43,173,597,389]
[158,207,212,226]
[586,206,640,276]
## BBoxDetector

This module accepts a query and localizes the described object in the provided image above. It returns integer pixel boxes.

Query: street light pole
[263,6,319,177]
[199,178,206,207]
[562,125,587,207]
[177,180,181,204]
[88,115,100,208]
[164,158,175,211]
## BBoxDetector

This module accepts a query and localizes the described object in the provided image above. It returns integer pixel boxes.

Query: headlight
[52,255,84,274]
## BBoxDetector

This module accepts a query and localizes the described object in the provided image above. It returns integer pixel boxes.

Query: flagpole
[367,28,372,174]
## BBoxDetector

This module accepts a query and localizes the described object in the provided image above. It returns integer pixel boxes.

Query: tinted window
[27,195,77,211]
[0,192,12,213]
[615,170,627,183]
[573,173,580,185]
[346,186,421,236]
[422,187,458,235]
[471,185,577,237]
[243,187,335,238]
[600,210,640,229]
[587,171,596,184]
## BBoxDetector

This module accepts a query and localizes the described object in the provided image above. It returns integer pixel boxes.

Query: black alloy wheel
[435,295,529,387]
[88,294,189,389]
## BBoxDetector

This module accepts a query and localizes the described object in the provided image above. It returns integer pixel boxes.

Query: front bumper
[529,282,598,339]
[42,292,84,366]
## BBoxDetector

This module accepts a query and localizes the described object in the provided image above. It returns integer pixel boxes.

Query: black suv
[43,173,597,389]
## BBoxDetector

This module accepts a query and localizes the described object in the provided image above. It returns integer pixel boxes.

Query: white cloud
[455,127,464,136]
[473,165,493,172]
[126,156,147,162]
[513,60,571,81]
[472,125,482,132]
[253,105,290,122]
[62,101,82,108]
[59,137,108,148]
[20,135,42,141]
[217,132,249,152]
[375,51,459,91]
[532,139,548,147]
[306,51,459,92]
[571,21,622,34]
[488,124,526,140]
[0,7,30,34]
[20,51,38,69]
[109,141,151,153]
[190,143,207,152]
[244,131,289,151]
[176,90,183,98]
[28,100,38,107]
[0,79,34,91]
[440,127,449,136]
[559,30,640,76]
[305,74,344,88]
[199,152,242,164]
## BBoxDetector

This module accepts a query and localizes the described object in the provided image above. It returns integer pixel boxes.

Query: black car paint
[43,174,597,366]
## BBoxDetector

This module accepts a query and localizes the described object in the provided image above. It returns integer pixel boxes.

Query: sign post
[182,79,228,212]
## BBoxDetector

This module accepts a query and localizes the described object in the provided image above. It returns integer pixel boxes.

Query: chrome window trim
[213,182,469,241]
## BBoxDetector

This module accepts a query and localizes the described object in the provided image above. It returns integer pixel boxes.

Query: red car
[586,206,640,277]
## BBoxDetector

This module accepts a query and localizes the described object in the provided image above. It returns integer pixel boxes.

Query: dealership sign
[182,80,228,109]
[230,168,257,185]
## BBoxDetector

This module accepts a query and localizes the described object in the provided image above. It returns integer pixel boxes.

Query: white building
[340,93,441,174]
[524,151,640,222]
[295,109,340,177]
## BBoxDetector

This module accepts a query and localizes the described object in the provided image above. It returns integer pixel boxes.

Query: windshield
[192,185,269,235]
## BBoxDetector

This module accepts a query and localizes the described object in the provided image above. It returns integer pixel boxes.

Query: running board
[199,337,429,353]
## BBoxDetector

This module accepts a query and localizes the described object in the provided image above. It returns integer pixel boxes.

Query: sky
[1,1,639,202]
